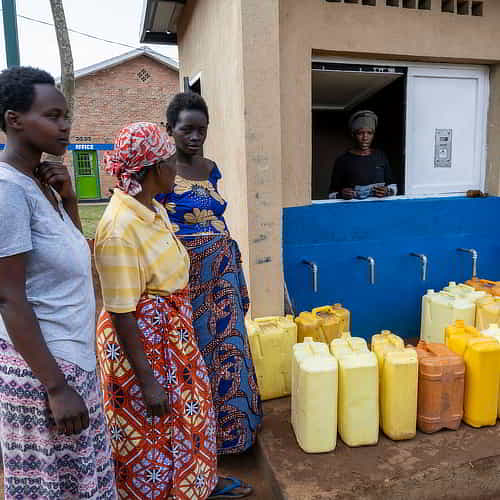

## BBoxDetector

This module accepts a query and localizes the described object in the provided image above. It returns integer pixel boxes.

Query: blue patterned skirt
[180,234,262,454]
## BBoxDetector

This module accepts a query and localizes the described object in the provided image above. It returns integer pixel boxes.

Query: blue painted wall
[283,197,500,341]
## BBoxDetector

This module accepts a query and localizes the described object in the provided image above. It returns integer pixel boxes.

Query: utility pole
[2,0,20,67]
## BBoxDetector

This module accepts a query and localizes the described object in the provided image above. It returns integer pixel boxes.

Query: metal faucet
[410,253,428,281]
[357,256,376,285]
[457,248,478,278]
[302,260,319,293]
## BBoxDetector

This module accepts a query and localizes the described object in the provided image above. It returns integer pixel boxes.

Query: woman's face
[169,109,208,156]
[354,128,375,151]
[18,84,71,156]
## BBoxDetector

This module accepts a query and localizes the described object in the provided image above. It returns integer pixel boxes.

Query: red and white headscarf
[104,122,176,196]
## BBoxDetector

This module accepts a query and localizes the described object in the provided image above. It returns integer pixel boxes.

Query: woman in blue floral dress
[157,93,262,456]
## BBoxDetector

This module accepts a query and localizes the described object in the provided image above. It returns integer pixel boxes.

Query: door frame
[73,150,101,200]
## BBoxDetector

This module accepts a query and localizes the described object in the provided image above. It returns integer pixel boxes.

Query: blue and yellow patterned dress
[156,164,262,455]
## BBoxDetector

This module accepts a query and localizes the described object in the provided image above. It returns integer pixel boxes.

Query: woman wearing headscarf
[95,122,252,500]
[329,110,397,200]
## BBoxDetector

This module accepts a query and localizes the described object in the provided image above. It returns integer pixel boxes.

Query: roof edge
[68,47,178,81]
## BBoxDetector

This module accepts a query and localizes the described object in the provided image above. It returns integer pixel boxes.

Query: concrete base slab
[259,398,500,500]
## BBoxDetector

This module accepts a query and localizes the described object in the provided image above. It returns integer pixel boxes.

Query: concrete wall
[178,0,249,285]
[487,65,500,195]
[279,0,500,206]
[178,0,284,316]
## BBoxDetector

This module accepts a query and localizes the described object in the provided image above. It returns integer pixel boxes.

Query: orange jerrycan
[476,296,500,332]
[245,316,297,401]
[446,322,500,427]
[415,341,464,433]
[465,278,500,297]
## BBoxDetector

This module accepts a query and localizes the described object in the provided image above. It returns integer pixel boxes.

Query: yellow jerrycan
[371,331,418,440]
[446,323,500,427]
[330,337,379,447]
[480,324,500,418]
[476,296,500,332]
[445,320,481,355]
[442,282,489,304]
[312,304,351,336]
[291,338,338,453]
[245,316,297,401]
[295,312,322,343]
[420,290,475,344]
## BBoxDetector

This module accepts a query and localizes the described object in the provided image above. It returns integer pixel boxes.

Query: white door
[405,66,489,195]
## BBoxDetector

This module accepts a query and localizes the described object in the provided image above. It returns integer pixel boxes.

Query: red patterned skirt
[96,289,217,500]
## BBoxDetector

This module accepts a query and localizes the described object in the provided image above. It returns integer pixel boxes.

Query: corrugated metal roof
[140,0,186,45]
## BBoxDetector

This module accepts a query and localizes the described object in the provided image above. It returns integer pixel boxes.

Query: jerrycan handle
[254,317,280,327]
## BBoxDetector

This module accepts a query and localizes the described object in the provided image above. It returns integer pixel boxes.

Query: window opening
[457,0,470,14]
[418,0,431,9]
[442,0,455,12]
[386,0,400,5]
[362,0,377,5]
[344,0,360,4]
[471,1,483,15]
[403,0,417,8]
[77,152,93,176]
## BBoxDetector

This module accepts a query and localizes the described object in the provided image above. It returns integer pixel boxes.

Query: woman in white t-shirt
[0,66,116,499]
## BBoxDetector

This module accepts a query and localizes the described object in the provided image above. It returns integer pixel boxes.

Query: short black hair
[0,66,55,132]
[166,92,209,128]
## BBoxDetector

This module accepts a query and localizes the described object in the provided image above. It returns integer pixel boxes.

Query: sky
[0,0,179,77]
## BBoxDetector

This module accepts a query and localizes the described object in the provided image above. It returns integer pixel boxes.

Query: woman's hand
[47,383,90,435]
[37,161,76,201]
[141,378,170,417]
[374,185,389,198]
[341,188,354,200]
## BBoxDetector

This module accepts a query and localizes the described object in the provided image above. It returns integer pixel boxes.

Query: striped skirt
[96,289,217,500]
[0,340,116,500]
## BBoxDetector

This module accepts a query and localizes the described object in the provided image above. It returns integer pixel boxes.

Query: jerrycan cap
[455,320,465,328]
[333,303,342,308]
[427,289,435,294]
[303,337,314,343]
[448,281,457,286]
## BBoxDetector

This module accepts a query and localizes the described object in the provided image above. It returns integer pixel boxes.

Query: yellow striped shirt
[94,189,190,313]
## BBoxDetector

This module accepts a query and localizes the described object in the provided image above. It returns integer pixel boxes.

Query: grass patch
[79,204,107,239]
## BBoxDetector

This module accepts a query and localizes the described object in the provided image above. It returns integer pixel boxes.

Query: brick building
[66,47,179,200]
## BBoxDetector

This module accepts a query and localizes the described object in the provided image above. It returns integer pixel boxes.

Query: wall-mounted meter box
[434,129,452,168]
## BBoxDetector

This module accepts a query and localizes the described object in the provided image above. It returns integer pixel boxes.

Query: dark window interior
[312,77,406,200]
